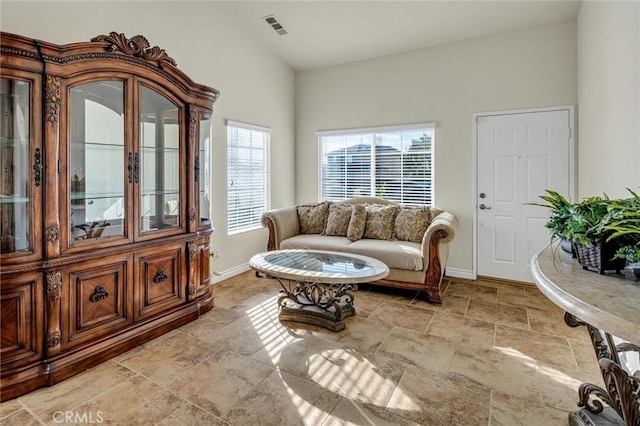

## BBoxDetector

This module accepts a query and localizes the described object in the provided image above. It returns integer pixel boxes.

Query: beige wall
[296,21,578,275]
[1,1,296,277]
[7,3,635,279]
[577,1,640,199]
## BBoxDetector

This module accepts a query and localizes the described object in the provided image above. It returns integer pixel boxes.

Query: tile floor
[0,272,604,425]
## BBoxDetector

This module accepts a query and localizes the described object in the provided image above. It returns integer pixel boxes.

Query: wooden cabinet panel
[0,272,43,370]
[61,254,134,351]
[135,243,186,320]
[198,241,212,296]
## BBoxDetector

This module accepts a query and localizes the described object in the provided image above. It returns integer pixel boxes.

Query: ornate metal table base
[564,312,640,426]
[276,278,356,332]
[569,407,625,426]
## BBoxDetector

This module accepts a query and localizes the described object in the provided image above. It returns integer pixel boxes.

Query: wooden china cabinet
[0,32,219,401]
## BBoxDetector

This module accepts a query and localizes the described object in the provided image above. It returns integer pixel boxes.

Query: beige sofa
[260,196,458,304]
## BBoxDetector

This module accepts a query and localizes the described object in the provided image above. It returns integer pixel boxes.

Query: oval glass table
[531,245,640,426]
[249,249,389,331]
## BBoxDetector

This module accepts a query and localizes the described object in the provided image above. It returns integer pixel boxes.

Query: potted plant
[530,191,625,274]
[604,189,640,277]
[566,195,627,274]
[527,190,574,254]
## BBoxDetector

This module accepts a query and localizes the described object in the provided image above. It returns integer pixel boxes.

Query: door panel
[0,272,43,370]
[61,254,134,351]
[477,109,571,282]
[135,243,185,320]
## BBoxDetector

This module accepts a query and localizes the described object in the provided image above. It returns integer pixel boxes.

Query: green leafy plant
[563,195,612,247]
[604,189,640,264]
[527,190,612,246]
[526,190,573,241]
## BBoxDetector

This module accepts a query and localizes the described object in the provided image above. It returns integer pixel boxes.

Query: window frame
[226,119,271,235]
[317,122,435,206]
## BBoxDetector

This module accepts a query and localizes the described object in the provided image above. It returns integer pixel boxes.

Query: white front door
[476,108,572,282]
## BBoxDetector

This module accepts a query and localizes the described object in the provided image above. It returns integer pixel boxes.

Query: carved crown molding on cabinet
[91,32,177,69]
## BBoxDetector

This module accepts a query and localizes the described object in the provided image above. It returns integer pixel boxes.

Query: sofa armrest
[421,211,458,271]
[261,206,300,250]
[423,211,457,246]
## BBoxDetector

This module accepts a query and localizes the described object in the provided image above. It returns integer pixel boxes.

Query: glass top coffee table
[249,249,389,331]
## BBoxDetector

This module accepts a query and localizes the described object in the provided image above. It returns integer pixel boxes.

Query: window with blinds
[227,120,271,235]
[317,123,434,206]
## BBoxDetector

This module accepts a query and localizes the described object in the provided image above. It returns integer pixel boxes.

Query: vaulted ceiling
[220,1,581,71]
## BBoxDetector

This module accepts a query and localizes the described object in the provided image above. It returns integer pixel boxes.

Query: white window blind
[227,120,271,235]
[317,123,435,206]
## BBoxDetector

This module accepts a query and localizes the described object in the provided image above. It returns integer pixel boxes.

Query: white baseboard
[445,267,476,281]
[212,263,251,284]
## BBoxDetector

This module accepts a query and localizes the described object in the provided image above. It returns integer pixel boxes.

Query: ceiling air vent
[263,15,288,36]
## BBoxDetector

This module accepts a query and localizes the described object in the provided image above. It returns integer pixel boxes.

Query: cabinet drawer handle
[153,268,169,283]
[89,285,109,303]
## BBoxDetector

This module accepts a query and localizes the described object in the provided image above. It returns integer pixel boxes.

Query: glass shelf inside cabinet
[69,80,126,242]
[0,194,30,204]
[1,78,31,254]
[71,141,126,150]
[1,136,28,148]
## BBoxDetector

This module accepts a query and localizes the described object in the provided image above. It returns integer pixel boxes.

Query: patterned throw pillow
[324,203,353,236]
[297,202,329,234]
[347,204,367,241]
[363,204,398,240]
[393,206,432,243]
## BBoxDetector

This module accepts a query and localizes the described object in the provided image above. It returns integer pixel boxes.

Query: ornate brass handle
[153,268,168,283]
[89,285,109,303]
[134,152,139,183]
[34,148,43,187]
[128,152,133,183]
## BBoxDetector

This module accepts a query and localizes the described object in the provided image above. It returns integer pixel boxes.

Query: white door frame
[471,105,576,280]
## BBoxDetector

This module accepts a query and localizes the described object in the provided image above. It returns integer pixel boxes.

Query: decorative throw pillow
[297,202,329,234]
[347,204,367,241]
[393,206,432,243]
[363,204,398,240]
[324,203,352,236]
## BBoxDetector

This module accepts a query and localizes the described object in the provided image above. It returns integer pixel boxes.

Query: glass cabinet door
[199,113,212,226]
[0,78,31,254]
[139,85,180,234]
[69,81,126,243]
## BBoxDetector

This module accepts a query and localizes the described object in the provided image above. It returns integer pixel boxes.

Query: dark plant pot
[573,240,626,275]
[623,266,640,282]
[560,238,575,258]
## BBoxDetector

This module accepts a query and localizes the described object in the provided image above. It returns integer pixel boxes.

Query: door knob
[479,204,492,210]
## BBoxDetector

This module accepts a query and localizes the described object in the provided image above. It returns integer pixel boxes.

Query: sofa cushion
[280,234,353,252]
[363,204,397,240]
[279,235,422,271]
[297,202,329,234]
[393,206,432,243]
[342,239,423,271]
[324,203,352,236]
[347,204,367,241]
